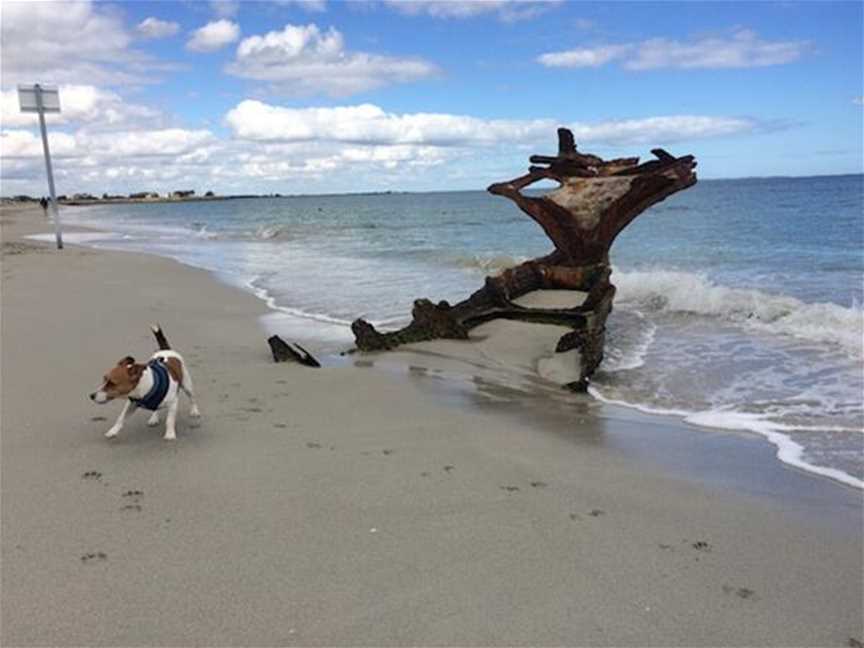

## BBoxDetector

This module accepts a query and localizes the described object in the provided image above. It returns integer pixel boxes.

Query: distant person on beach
[39,197,48,216]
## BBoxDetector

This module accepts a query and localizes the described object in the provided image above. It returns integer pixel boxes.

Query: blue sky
[1,0,862,196]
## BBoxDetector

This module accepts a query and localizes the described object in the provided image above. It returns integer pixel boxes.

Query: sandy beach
[1,205,861,647]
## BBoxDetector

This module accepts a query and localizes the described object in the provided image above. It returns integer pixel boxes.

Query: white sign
[18,84,61,113]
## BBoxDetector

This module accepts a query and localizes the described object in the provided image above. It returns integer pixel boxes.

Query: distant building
[129,191,159,200]
[72,193,97,201]
[171,190,195,199]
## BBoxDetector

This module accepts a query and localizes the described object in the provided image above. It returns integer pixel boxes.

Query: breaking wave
[612,268,863,355]
[254,224,292,240]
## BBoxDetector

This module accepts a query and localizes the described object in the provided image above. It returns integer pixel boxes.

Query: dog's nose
[89,392,96,401]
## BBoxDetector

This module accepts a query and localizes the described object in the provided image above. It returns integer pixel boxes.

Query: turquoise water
[51,175,864,487]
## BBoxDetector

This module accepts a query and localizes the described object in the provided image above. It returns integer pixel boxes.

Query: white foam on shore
[603,310,656,372]
[589,386,864,490]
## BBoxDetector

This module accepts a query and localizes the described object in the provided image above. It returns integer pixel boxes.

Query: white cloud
[225,24,439,96]
[0,95,773,197]
[538,29,810,70]
[274,0,328,11]
[853,97,864,106]
[1,129,79,157]
[0,85,162,129]
[225,99,759,148]
[210,1,239,18]
[538,45,629,68]
[136,17,180,39]
[187,19,240,52]
[383,0,562,21]
[570,115,757,145]
[0,0,142,85]
[1,127,214,159]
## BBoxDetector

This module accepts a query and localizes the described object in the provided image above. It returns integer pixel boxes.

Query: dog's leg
[106,400,137,438]
[147,411,160,427]
[180,366,201,418]
[164,398,179,441]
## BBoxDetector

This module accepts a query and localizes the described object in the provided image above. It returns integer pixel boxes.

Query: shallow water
[44,175,864,487]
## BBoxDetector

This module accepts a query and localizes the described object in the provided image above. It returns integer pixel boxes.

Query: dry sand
[1,205,862,647]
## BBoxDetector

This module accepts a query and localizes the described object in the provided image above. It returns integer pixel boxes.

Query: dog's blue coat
[130,360,170,410]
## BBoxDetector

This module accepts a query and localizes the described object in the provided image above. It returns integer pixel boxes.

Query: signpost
[18,84,63,249]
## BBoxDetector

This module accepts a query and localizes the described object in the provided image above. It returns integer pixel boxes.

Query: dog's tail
[152,324,171,350]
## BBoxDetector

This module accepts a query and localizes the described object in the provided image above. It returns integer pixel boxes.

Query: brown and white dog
[89,325,200,440]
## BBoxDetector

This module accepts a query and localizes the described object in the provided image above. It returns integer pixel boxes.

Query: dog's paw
[163,432,177,441]
[190,406,201,419]
[147,413,160,427]
[105,428,120,439]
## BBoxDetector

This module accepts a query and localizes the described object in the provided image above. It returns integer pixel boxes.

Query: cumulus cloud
[225,24,439,96]
[0,84,775,197]
[1,127,214,159]
[136,17,180,39]
[187,19,240,52]
[0,0,143,85]
[383,0,562,21]
[225,100,547,144]
[538,28,810,70]
[225,99,759,148]
[0,85,163,129]
[1,129,79,158]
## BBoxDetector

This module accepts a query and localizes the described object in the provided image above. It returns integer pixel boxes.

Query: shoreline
[2,204,862,646]
[21,206,864,491]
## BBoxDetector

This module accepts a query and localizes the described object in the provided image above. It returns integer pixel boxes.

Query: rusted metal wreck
[350,128,697,390]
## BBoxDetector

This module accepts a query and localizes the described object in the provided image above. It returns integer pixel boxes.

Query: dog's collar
[130,360,170,411]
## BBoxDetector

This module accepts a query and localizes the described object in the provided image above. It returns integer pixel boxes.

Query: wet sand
[2,205,862,646]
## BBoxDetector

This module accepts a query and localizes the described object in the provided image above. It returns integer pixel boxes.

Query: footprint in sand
[691,540,711,552]
[306,442,322,449]
[443,465,455,473]
[722,584,755,599]
[588,509,605,517]
[530,481,548,489]
[500,485,520,493]
[90,416,107,422]
[382,449,394,456]
[82,471,102,480]
[80,552,107,564]
[121,489,143,511]
[273,423,288,429]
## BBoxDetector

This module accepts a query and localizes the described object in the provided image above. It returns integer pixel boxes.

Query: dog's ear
[117,356,135,366]
[126,363,144,379]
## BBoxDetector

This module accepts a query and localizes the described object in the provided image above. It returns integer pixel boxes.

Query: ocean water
[44,175,864,488]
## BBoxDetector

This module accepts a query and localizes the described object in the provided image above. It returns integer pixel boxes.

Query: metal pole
[35,84,62,249]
